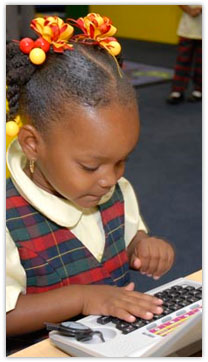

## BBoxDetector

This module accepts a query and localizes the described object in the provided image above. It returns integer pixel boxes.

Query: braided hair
[6,41,136,134]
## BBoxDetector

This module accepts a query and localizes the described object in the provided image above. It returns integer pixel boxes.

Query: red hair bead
[34,37,50,52]
[19,38,34,54]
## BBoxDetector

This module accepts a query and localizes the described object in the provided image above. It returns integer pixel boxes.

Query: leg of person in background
[167,37,194,104]
[187,39,202,102]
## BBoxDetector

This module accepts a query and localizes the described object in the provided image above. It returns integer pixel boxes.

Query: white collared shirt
[177,5,202,40]
[6,139,148,312]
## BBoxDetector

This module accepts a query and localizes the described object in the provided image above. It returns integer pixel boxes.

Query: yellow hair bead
[108,41,121,56]
[29,48,46,65]
[6,121,20,137]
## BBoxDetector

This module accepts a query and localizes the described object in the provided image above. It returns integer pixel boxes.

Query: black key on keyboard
[131,319,147,328]
[162,295,172,302]
[168,292,180,298]
[163,301,176,308]
[154,292,164,299]
[174,297,184,303]
[187,296,199,304]
[171,285,184,291]
[178,300,190,307]
[153,314,164,320]
[162,308,174,315]
[97,316,112,325]
[195,292,202,299]
[190,289,202,297]
[183,286,195,291]
[170,304,183,311]
[122,325,137,334]
[116,321,131,330]
[111,317,120,324]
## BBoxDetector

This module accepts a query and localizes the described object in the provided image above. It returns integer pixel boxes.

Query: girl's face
[34,101,140,208]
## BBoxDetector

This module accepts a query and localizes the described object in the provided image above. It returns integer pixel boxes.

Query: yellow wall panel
[89,5,182,44]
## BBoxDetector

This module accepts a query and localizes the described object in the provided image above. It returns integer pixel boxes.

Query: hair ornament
[6,115,22,137]
[68,13,121,57]
[7,13,122,137]
[6,84,22,137]
[18,16,74,65]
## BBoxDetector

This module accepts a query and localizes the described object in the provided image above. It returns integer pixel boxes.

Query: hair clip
[18,16,74,65]
[68,13,121,56]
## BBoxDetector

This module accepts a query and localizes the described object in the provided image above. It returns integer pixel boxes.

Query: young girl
[6,14,174,337]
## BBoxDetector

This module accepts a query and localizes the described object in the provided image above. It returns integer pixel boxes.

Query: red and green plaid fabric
[6,178,130,293]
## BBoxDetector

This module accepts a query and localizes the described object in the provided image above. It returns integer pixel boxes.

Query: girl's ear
[18,125,43,161]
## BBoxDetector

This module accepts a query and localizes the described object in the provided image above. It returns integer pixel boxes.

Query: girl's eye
[81,164,99,172]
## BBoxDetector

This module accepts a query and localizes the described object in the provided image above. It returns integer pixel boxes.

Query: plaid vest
[6,178,130,293]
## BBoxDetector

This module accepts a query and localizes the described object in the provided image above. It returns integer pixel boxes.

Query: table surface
[9,270,202,358]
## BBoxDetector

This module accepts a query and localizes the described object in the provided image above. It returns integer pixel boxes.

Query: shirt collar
[6,139,115,227]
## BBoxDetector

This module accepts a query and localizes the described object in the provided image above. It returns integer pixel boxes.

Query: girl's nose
[98,170,117,189]
[98,167,123,189]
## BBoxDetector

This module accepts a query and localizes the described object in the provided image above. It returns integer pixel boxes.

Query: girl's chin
[75,195,102,208]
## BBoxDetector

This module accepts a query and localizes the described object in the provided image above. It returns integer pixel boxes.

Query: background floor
[119,39,202,292]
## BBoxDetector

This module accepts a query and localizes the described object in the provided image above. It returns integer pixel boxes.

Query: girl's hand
[81,282,163,323]
[129,235,175,280]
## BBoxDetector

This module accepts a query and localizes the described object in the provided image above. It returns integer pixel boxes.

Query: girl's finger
[124,282,135,291]
[122,300,163,320]
[153,254,168,278]
[138,244,151,273]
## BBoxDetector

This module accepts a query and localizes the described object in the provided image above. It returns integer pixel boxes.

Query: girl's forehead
[66,101,139,133]
[51,102,140,159]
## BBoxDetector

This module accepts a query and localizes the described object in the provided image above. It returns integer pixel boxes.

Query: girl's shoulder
[6,178,19,197]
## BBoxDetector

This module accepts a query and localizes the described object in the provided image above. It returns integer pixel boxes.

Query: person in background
[167,5,202,104]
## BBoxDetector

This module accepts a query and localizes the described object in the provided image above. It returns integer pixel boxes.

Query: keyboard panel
[49,278,202,357]
[96,283,202,335]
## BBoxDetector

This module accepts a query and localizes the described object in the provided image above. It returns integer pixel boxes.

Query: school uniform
[172,5,202,93]
[6,139,148,313]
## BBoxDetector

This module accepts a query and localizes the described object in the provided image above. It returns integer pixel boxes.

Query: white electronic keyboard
[48,277,202,357]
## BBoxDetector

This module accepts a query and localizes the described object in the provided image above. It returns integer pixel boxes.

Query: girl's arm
[7,282,164,336]
[6,285,84,336]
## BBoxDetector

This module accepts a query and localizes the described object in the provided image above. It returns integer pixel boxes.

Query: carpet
[123,60,174,87]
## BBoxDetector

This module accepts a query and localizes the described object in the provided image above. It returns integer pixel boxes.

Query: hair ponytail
[6,42,36,121]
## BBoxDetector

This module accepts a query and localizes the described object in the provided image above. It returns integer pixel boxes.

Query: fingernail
[145,312,153,319]
[129,315,136,322]
[147,274,152,277]
[153,276,160,280]
[156,307,163,313]
[140,272,145,275]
